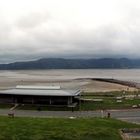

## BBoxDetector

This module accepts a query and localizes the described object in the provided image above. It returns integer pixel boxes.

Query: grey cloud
[0,5,140,63]
[17,12,50,30]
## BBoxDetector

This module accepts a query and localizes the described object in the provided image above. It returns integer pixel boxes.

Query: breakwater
[92,78,139,88]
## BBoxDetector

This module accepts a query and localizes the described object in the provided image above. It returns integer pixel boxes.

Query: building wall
[0,94,76,105]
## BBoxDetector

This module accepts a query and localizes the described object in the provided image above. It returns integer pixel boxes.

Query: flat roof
[0,89,80,96]
[16,85,61,90]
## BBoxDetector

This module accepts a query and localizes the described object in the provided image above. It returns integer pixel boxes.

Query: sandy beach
[0,70,137,92]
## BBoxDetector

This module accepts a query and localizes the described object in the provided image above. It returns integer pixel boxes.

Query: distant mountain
[0,58,140,70]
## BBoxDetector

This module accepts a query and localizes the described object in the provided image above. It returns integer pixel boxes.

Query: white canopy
[0,88,80,97]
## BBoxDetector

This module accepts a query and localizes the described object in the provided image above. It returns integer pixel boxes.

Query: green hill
[0,58,140,69]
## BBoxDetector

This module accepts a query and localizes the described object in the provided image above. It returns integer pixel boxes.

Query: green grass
[81,98,140,110]
[82,91,139,96]
[80,91,140,110]
[17,104,79,111]
[0,103,13,108]
[0,116,139,140]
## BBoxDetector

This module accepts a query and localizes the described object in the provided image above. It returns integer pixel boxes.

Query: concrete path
[0,108,140,124]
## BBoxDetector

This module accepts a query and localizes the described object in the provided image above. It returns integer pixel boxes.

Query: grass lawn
[17,104,79,111]
[82,91,139,96]
[0,104,13,108]
[80,98,140,110]
[0,116,139,140]
[80,91,140,110]
[81,100,140,110]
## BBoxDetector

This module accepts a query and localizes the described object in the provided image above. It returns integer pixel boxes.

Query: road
[0,108,140,124]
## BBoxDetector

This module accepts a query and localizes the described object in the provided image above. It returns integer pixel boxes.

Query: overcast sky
[0,0,140,63]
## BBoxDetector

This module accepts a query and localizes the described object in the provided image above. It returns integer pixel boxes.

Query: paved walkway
[1,108,140,124]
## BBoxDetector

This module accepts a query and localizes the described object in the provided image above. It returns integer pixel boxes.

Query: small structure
[80,98,103,102]
[107,112,111,118]
[0,85,81,107]
[116,97,123,100]
[116,100,122,103]
[8,112,14,118]
[121,128,140,140]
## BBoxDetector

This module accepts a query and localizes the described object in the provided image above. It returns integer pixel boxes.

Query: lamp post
[79,90,81,112]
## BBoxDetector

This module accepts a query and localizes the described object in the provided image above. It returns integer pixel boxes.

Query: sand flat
[0,70,138,92]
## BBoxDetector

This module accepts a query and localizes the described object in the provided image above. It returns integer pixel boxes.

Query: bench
[8,113,14,118]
